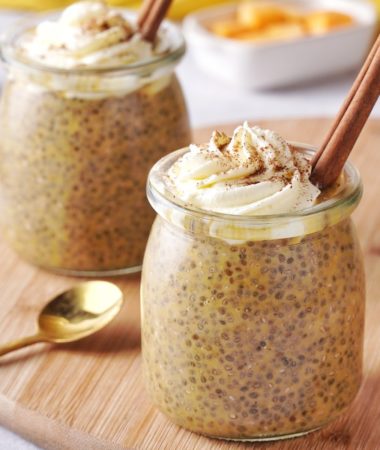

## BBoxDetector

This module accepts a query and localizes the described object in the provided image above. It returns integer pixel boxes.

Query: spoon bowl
[38,281,124,343]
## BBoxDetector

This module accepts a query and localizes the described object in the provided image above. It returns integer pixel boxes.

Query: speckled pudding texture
[141,215,365,439]
[0,75,190,272]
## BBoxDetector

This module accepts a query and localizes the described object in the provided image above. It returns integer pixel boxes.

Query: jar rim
[0,8,186,77]
[147,142,362,225]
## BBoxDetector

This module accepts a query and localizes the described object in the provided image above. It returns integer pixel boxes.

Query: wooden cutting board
[1,118,380,450]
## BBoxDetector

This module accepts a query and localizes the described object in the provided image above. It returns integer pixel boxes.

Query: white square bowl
[183,0,378,89]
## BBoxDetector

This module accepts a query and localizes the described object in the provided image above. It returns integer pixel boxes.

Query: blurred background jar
[0,7,191,275]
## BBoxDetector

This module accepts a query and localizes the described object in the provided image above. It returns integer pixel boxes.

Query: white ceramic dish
[183,0,377,89]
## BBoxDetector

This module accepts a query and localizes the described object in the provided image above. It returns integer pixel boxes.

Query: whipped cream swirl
[167,122,321,215]
[17,1,166,69]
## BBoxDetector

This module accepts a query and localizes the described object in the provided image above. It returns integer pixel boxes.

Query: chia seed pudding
[141,127,365,441]
[0,2,191,274]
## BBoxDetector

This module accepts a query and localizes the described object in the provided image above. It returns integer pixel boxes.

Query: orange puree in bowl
[209,2,355,43]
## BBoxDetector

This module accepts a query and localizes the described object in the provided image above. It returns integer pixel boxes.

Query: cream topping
[167,122,321,215]
[16,1,167,69]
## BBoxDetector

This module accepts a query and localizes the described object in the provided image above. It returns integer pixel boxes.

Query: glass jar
[0,12,191,275]
[141,144,365,441]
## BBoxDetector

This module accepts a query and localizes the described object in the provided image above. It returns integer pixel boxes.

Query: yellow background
[0,0,378,20]
[0,0,232,20]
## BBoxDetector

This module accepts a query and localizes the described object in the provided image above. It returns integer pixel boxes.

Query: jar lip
[0,8,186,76]
[147,142,363,224]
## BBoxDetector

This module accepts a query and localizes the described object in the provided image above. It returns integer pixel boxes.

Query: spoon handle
[0,334,44,357]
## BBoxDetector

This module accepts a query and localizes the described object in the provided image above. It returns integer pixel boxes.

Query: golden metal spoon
[0,281,123,357]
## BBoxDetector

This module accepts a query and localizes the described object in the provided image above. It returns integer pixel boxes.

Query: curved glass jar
[0,12,191,275]
[141,144,365,441]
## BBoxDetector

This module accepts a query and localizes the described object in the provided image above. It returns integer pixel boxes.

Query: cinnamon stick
[312,34,380,170]
[137,0,155,29]
[311,35,380,189]
[140,0,172,42]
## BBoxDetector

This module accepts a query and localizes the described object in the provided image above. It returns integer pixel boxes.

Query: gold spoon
[0,281,123,357]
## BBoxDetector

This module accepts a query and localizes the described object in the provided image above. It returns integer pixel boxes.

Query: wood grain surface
[0,119,379,450]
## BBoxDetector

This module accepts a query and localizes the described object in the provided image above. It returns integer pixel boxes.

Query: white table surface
[0,9,379,450]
